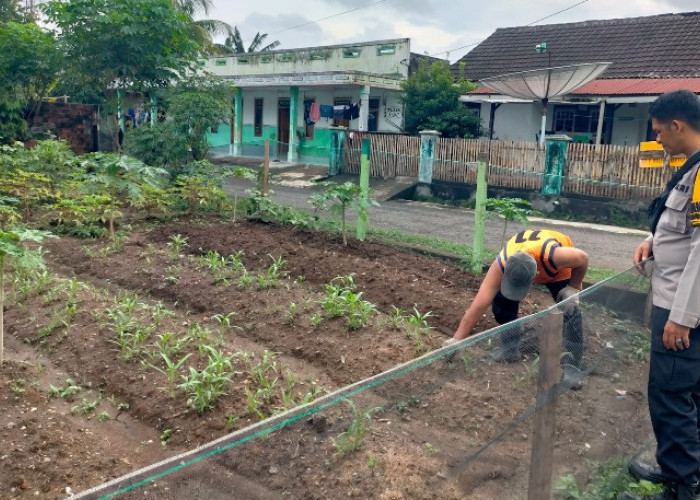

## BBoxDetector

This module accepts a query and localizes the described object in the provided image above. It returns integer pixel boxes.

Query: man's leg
[546,280,584,390]
[648,307,700,487]
[491,291,521,362]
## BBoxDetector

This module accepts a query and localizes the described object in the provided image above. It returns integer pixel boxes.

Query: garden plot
[1,219,653,499]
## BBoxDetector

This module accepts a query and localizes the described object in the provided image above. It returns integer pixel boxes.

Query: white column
[595,99,606,145]
[358,85,370,132]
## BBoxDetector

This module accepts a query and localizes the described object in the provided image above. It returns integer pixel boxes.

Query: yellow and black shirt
[497,229,573,284]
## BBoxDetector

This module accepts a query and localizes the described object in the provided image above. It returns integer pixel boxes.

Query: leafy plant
[331,400,377,457]
[310,182,377,246]
[485,198,535,247]
[177,345,239,413]
[0,227,52,363]
[166,234,189,260]
[405,307,434,355]
[145,352,192,399]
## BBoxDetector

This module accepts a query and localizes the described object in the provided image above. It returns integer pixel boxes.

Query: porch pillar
[542,134,572,195]
[595,99,606,145]
[418,130,439,184]
[328,126,347,175]
[288,86,299,162]
[358,85,371,132]
[233,88,243,156]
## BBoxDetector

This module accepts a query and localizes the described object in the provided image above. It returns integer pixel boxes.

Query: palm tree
[219,26,280,54]
[171,0,233,54]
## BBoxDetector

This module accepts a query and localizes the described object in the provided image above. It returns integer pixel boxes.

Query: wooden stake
[527,310,563,500]
[263,139,270,195]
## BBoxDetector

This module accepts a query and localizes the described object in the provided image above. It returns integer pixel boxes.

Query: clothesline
[304,99,361,125]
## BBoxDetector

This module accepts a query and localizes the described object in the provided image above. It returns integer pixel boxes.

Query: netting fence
[73,264,655,500]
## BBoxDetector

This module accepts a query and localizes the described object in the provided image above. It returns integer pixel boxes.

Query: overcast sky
[202,0,698,62]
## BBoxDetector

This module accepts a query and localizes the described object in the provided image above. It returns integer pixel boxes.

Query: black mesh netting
[73,264,656,500]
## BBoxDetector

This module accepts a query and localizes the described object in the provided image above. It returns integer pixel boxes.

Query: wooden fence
[342,133,674,199]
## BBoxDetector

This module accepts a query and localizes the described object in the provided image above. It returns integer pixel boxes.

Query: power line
[429,0,590,59]
[267,0,393,37]
[233,0,393,46]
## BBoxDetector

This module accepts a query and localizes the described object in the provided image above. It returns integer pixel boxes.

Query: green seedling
[49,378,81,400]
[144,352,192,399]
[331,400,378,457]
[166,234,188,260]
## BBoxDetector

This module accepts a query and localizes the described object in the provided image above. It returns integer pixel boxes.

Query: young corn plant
[405,307,434,356]
[144,352,192,399]
[331,400,378,457]
[256,255,286,290]
[178,345,240,413]
[166,234,188,260]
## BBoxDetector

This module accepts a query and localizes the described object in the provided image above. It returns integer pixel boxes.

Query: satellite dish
[479,62,611,147]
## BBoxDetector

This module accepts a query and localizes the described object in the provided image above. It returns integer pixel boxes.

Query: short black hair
[650,90,700,131]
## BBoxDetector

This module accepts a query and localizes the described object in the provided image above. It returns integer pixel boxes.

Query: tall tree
[0,21,60,143]
[400,61,481,138]
[172,0,234,54]
[220,27,280,54]
[42,0,202,98]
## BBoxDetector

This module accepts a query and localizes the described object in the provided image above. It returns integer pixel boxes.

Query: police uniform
[493,229,583,367]
[646,157,700,488]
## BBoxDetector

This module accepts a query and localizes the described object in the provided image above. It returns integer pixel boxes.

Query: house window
[553,108,575,133]
[333,97,351,128]
[254,98,263,137]
[368,98,379,132]
[343,48,361,58]
[215,59,227,66]
[376,45,396,56]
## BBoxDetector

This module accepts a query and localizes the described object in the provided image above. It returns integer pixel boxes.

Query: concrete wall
[412,180,649,226]
[207,86,404,160]
[205,39,410,79]
[610,103,651,146]
[477,100,652,146]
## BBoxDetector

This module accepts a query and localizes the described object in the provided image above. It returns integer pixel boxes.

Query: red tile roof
[468,78,700,96]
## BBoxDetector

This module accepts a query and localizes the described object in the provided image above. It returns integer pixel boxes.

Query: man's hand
[663,320,690,351]
[442,337,460,362]
[556,285,580,315]
[634,241,653,276]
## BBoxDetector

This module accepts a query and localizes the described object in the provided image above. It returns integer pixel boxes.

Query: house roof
[469,78,700,96]
[452,11,700,82]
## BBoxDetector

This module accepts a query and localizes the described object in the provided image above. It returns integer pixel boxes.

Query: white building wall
[484,102,543,142]
[239,87,402,133]
[610,103,651,146]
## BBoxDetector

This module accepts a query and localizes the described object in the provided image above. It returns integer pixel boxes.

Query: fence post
[328,126,347,176]
[263,139,270,195]
[356,138,371,241]
[527,310,563,500]
[542,134,572,195]
[471,152,488,274]
[418,130,439,184]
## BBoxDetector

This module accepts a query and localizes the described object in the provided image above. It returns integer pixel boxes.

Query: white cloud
[202,0,698,62]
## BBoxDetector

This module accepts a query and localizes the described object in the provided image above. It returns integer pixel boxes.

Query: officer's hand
[556,285,580,315]
[662,320,690,351]
[633,241,652,276]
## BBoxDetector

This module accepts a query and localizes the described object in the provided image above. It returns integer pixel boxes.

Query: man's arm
[665,226,700,350]
[551,247,589,289]
[452,261,503,340]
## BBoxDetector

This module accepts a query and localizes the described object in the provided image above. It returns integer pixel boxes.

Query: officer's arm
[453,261,503,340]
[551,247,589,290]
[670,225,700,328]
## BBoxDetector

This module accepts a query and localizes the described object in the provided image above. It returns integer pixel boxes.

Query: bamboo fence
[340,133,674,199]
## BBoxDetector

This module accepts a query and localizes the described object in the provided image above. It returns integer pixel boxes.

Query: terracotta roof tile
[452,12,700,81]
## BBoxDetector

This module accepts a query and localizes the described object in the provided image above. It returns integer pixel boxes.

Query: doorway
[278,98,290,156]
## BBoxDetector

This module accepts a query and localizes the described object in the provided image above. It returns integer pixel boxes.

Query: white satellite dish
[479,62,611,147]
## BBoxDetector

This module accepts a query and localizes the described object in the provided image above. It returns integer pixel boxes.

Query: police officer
[444,229,588,388]
[621,90,700,500]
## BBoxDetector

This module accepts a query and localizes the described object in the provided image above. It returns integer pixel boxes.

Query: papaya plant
[485,197,535,247]
[0,169,51,222]
[310,182,378,246]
